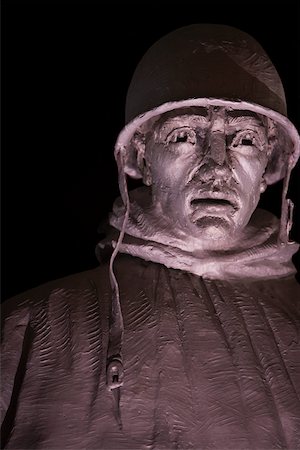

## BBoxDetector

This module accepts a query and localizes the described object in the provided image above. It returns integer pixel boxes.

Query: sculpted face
[140,106,271,247]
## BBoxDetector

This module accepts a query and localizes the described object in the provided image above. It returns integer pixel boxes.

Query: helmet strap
[278,157,294,244]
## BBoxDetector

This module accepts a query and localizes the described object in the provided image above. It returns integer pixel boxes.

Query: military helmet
[115,24,300,185]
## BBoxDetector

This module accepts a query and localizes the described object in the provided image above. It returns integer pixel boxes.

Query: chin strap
[278,155,294,245]
[106,146,130,429]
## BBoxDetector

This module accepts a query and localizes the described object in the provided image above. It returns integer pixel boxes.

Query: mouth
[190,198,235,208]
[188,193,239,224]
[190,194,238,210]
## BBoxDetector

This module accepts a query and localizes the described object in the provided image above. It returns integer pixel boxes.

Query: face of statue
[141,106,270,248]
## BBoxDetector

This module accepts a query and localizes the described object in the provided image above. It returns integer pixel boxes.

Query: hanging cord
[278,154,294,245]
[106,146,130,429]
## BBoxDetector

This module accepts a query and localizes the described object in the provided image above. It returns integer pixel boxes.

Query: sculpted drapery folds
[2,24,300,449]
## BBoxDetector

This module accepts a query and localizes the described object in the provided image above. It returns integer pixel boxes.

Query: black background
[2,1,300,301]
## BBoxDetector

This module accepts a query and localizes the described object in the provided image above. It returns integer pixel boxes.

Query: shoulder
[2,264,112,325]
[2,254,150,324]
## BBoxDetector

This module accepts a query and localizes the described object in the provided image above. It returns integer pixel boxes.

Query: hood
[97,187,298,281]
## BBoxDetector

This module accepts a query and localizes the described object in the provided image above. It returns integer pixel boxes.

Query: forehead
[155,107,265,130]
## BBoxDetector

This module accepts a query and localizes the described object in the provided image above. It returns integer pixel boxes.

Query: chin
[189,216,234,242]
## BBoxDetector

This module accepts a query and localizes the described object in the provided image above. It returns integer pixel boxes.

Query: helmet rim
[115,97,300,186]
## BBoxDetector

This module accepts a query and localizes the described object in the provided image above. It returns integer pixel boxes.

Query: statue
[2,24,300,449]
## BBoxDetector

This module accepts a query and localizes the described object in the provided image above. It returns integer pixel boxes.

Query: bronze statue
[2,24,300,449]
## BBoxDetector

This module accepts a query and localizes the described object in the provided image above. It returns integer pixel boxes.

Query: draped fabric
[2,255,300,449]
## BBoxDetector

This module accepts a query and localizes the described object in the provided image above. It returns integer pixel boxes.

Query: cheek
[233,155,268,198]
[151,151,193,187]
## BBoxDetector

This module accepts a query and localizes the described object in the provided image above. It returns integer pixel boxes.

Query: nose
[208,131,227,166]
[201,108,227,165]
[196,156,230,182]
[196,125,230,182]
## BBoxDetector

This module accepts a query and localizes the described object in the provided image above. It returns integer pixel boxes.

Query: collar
[97,187,298,281]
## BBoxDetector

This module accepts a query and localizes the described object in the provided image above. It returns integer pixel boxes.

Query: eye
[230,130,265,153]
[241,137,254,146]
[166,127,196,145]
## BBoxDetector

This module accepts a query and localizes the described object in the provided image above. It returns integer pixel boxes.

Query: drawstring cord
[106,146,130,429]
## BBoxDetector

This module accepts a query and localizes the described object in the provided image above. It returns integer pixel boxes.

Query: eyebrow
[227,110,264,126]
[159,114,209,129]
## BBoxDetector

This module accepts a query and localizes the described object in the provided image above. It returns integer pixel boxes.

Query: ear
[131,132,152,186]
[260,177,267,193]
